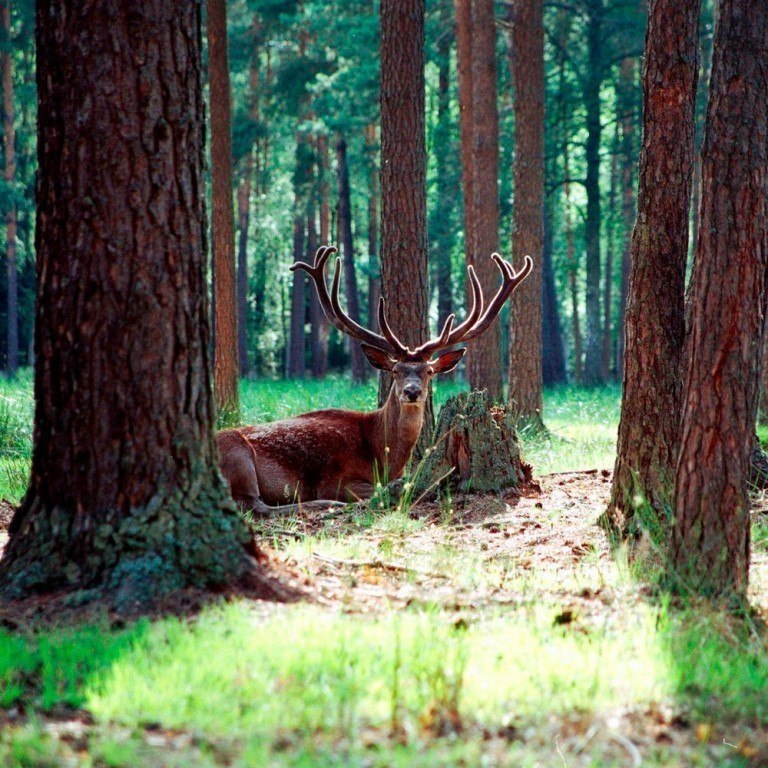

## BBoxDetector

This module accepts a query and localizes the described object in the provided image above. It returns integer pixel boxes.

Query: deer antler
[292,246,533,362]
[411,253,534,359]
[290,246,407,358]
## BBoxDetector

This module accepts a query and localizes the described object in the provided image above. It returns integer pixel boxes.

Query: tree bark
[207,0,239,424]
[607,0,701,543]
[467,0,502,400]
[582,0,604,386]
[2,0,17,376]
[379,0,433,445]
[670,0,768,600]
[508,0,544,424]
[0,0,259,608]
[337,136,368,384]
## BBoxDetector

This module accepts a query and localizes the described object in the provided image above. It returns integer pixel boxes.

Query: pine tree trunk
[557,11,581,382]
[337,137,368,384]
[582,0,604,386]
[365,125,381,334]
[312,134,330,378]
[2,0,17,376]
[616,58,637,380]
[0,0,259,608]
[289,215,307,378]
[207,0,240,424]
[236,158,251,378]
[379,0,433,447]
[432,11,455,332]
[509,0,544,424]
[306,195,325,379]
[467,0,502,400]
[607,0,701,542]
[455,0,475,308]
[601,126,619,381]
[670,0,768,599]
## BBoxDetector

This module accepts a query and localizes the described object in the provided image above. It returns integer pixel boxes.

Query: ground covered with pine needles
[1,375,768,766]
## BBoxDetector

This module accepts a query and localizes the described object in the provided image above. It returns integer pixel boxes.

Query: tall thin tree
[466,0,503,400]
[671,0,768,598]
[337,136,368,384]
[2,0,17,375]
[207,0,239,423]
[508,0,544,424]
[379,0,432,436]
[608,0,701,542]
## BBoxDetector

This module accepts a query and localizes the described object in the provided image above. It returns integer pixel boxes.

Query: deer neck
[374,388,425,480]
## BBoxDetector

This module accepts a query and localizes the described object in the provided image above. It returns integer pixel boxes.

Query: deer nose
[403,384,421,402]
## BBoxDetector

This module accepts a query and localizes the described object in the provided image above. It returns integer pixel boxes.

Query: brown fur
[216,388,425,512]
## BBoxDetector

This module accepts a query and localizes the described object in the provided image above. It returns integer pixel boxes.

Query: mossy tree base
[0,475,280,613]
[413,390,531,499]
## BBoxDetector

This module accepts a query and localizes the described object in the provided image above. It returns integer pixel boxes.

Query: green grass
[0,372,621,505]
[0,601,766,765]
[522,383,622,474]
[1,373,767,765]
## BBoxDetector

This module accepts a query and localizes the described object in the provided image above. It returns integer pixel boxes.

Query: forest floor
[1,378,768,766]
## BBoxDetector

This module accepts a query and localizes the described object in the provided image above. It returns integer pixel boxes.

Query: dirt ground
[1,473,767,766]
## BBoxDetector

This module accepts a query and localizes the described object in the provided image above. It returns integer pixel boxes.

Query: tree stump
[412,390,532,498]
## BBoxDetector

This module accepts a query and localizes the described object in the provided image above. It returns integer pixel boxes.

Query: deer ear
[430,347,466,375]
[361,343,397,371]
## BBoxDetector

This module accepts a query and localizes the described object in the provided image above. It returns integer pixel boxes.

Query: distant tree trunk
[557,11,581,383]
[509,0,544,423]
[541,209,567,385]
[607,0,701,543]
[616,58,637,380]
[379,0,433,443]
[336,137,368,384]
[671,0,768,599]
[0,0,261,606]
[671,0,768,596]
[236,157,252,378]
[582,0,604,386]
[432,9,455,331]
[691,2,716,256]
[601,126,619,381]
[306,195,325,379]
[289,215,306,379]
[455,0,475,285]
[467,0,503,400]
[311,134,330,378]
[365,124,381,334]
[207,0,239,423]
[2,0,17,376]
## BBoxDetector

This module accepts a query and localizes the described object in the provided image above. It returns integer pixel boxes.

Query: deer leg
[248,498,347,516]
[344,482,376,501]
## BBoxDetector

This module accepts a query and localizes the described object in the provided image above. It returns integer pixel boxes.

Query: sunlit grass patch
[523,384,621,474]
[83,601,669,759]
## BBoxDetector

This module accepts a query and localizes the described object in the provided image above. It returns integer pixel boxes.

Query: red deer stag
[217,245,532,514]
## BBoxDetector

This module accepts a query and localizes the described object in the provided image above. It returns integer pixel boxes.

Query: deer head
[290,246,533,406]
